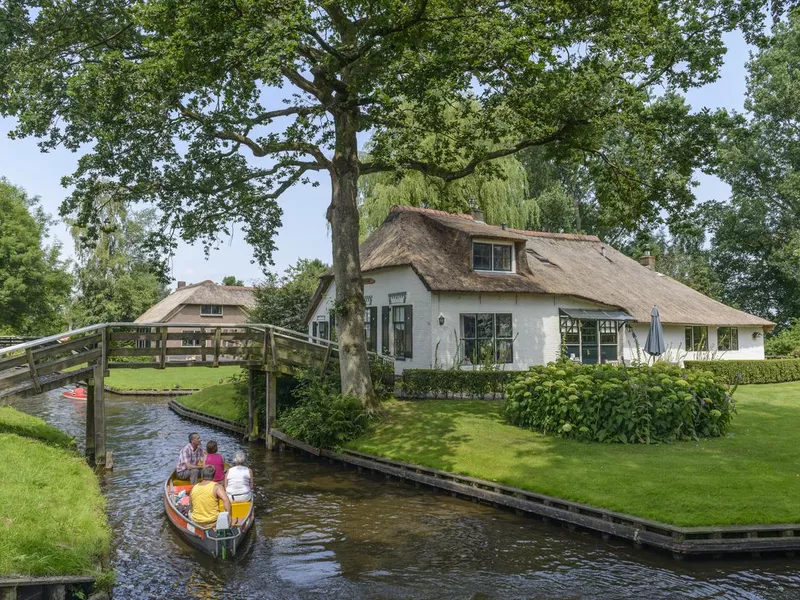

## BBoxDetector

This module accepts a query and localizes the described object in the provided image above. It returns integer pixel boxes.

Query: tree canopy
[0,0,780,402]
[222,276,245,286]
[710,9,800,325]
[0,179,72,335]
[69,202,168,326]
[250,259,329,332]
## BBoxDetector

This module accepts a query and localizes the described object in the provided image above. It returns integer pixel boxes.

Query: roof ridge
[508,227,601,242]
[390,205,475,221]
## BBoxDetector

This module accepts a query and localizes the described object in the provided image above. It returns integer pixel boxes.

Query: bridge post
[265,370,277,450]
[85,375,96,466]
[247,368,258,441]
[93,364,106,467]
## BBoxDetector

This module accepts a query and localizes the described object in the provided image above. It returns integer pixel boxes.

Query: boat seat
[218,500,251,519]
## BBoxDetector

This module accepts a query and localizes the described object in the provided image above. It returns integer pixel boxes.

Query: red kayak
[62,386,87,400]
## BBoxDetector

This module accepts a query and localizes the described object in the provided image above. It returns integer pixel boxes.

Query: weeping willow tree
[358,155,540,238]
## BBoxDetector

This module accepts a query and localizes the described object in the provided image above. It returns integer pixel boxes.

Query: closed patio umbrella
[644,305,666,356]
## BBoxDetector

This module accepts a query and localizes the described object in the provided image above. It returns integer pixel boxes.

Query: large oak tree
[0,0,775,404]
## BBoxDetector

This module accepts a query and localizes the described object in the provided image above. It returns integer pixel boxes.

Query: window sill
[199,314,224,318]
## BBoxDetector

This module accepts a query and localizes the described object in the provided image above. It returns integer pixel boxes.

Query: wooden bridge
[0,322,347,465]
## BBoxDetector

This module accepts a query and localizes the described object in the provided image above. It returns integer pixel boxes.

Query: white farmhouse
[306,206,774,374]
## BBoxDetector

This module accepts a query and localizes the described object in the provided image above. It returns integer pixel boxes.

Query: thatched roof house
[136,280,255,324]
[307,206,772,373]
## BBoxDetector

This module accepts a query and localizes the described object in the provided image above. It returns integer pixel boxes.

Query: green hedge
[400,369,525,398]
[504,361,734,444]
[685,359,800,384]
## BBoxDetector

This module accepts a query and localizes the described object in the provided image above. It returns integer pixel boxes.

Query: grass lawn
[347,382,800,527]
[178,383,241,422]
[105,365,240,390]
[0,406,76,449]
[0,410,109,576]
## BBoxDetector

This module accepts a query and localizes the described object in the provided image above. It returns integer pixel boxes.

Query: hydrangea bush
[504,361,735,444]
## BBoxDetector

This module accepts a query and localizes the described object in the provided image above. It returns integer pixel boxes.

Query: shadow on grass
[354,400,502,472]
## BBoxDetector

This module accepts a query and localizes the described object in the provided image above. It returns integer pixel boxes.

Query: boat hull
[163,471,254,559]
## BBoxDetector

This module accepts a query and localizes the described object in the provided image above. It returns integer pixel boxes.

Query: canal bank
[10,389,800,599]
[0,407,109,598]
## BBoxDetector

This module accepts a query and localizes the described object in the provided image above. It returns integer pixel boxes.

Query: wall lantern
[438,313,446,326]
[753,331,763,339]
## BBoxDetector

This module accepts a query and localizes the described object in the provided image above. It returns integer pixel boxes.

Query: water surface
[12,390,800,599]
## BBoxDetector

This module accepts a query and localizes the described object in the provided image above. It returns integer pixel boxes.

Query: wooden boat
[163,471,254,559]
[62,385,87,399]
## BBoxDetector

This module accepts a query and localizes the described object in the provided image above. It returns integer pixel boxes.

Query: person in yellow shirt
[190,465,231,526]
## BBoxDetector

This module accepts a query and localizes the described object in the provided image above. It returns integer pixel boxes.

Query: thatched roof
[307,206,773,328]
[135,280,255,323]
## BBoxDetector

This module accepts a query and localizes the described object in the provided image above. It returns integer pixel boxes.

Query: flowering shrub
[504,361,735,444]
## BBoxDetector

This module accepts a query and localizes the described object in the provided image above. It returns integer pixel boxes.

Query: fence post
[265,370,277,450]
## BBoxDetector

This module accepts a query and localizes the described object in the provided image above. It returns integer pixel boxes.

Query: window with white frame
[182,329,201,347]
[717,327,739,351]
[393,306,407,358]
[472,242,513,272]
[685,326,708,352]
[559,314,618,363]
[461,313,513,364]
[200,304,223,316]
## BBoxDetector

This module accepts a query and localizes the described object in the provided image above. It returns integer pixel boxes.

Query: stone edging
[167,400,247,435]
[269,429,800,559]
[105,386,199,396]
[0,575,97,597]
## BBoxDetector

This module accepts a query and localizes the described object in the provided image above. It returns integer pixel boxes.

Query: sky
[0,32,753,289]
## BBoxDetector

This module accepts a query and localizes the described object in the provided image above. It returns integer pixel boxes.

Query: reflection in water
[11,390,800,599]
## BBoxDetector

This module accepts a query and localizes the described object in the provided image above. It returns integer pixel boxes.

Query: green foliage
[69,201,169,326]
[709,10,800,325]
[401,369,523,399]
[0,0,774,266]
[250,259,329,332]
[765,320,800,357]
[276,371,372,449]
[0,179,72,335]
[222,276,244,286]
[0,406,76,449]
[685,359,800,385]
[504,361,734,444]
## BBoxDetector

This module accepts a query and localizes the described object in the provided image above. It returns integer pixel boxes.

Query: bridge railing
[0,322,346,399]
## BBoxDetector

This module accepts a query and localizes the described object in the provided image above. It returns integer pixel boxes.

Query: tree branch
[360,122,583,181]
[177,103,331,167]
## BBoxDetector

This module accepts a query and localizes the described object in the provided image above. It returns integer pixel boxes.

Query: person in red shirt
[204,440,226,483]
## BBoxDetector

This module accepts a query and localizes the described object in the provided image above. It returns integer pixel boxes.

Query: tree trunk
[328,110,377,407]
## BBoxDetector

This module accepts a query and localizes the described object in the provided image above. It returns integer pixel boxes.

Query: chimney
[638,247,656,271]
[471,207,486,223]
[177,281,186,289]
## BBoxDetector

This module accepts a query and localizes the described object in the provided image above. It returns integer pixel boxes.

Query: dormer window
[473,241,513,272]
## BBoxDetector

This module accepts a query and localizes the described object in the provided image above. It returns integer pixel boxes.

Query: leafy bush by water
[276,371,372,449]
[504,361,734,444]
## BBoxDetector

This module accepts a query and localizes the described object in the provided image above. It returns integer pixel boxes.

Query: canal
[12,390,800,599]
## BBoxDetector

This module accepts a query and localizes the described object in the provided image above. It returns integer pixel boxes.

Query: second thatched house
[306,206,773,373]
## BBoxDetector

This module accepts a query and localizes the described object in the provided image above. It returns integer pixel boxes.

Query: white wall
[307,266,433,373]
[431,293,624,371]
[622,324,765,364]
[308,269,766,373]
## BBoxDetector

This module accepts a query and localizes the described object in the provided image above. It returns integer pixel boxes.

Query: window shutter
[329,310,337,342]
[369,307,378,353]
[381,306,390,355]
[404,305,413,359]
